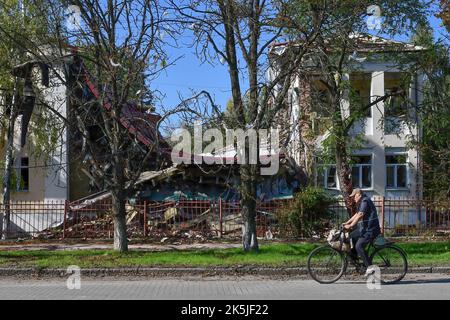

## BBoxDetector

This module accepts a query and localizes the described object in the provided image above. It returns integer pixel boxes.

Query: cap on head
[349,188,362,198]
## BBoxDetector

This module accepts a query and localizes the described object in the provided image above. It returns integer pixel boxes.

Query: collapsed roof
[71,165,181,210]
[73,51,170,151]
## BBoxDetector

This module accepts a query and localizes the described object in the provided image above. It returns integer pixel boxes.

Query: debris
[161,237,169,243]
[171,230,180,236]
[126,206,140,225]
[164,207,179,221]
[184,232,192,238]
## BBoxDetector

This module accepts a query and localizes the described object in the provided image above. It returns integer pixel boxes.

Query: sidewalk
[1,274,450,300]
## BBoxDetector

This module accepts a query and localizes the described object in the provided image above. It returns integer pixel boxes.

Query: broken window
[350,73,372,118]
[310,80,331,118]
[384,73,411,134]
[310,79,333,135]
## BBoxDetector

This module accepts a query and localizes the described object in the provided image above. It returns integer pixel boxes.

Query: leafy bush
[276,187,337,238]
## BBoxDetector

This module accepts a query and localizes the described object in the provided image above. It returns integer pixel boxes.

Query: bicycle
[307,227,408,284]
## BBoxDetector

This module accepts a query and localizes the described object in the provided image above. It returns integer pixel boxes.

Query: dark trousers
[354,236,372,267]
[349,229,373,268]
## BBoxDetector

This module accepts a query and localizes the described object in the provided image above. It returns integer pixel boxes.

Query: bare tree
[1,0,220,248]
[168,0,323,251]
[59,0,176,251]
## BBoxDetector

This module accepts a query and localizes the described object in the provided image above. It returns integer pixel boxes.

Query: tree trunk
[331,84,356,218]
[111,127,128,252]
[298,76,315,177]
[1,89,18,239]
[335,141,356,217]
[112,189,128,252]
[240,164,258,252]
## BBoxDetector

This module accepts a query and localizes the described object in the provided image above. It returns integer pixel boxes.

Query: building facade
[275,35,425,200]
[0,58,72,204]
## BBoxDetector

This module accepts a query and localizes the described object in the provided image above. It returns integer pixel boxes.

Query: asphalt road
[0,274,449,300]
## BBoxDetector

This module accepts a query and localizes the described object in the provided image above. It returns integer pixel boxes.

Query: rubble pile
[34,205,276,242]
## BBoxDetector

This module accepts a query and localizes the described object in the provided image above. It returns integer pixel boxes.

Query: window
[386,155,408,189]
[311,80,331,118]
[384,73,410,134]
[385,88,407,118]
[350,73,372,118]
[310,80,333,135]
[17,157,29,191]
[317,165,337,189]
[351,156,372,189]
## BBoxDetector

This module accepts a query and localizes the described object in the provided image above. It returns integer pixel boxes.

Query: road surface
[0,274,449,300]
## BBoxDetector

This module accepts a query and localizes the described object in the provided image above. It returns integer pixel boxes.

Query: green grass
[0,242,448,269]
[395,242,450,266]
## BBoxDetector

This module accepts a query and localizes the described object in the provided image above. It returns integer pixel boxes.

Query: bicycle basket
[327,230,351,252]
[327,229,341,242]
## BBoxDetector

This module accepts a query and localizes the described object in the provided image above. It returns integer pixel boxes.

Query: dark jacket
[357,195,381,238]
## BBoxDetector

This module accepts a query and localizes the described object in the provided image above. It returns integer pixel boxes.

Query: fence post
[219,198,223,238]
[143,201,148,237]
[381,196,385,235]
[63,200,68,240]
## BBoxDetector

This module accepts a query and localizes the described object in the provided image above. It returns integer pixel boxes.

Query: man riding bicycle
[342,188,381,276]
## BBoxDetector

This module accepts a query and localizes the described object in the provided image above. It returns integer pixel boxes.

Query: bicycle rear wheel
[307,245,346,284]
[370,245,408,284]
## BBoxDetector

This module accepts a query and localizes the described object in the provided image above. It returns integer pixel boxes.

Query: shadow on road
[332,277,450,286]
[388,278,450,286]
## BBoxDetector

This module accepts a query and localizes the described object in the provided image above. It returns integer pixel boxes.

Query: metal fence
[0,197,449,239]
[328,197,450,236]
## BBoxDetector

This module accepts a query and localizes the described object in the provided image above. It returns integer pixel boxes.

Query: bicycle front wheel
[307,245,346,284]
[370,245,408,284]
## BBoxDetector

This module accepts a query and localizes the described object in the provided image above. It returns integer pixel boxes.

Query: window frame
[316,165,339,190]
[16,157,30,192]
[386,153,409,190]
[384,73,411,135]
[351,155,373,190]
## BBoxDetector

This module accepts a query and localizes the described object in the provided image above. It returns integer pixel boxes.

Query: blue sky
[152,8,448,119]
[153,46,231,113]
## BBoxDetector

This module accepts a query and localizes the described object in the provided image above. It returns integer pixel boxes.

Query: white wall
[308,63,423,199]
[37,65,69,203]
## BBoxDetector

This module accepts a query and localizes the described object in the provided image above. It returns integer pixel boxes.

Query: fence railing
[0,197,449,239]
[328,197,450,236]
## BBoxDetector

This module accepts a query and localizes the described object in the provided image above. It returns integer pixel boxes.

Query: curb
[0,267,309,278]
[0,266,449,278]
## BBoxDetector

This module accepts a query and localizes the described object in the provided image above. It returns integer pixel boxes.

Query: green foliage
[404,25,450,199]
[0,160,20,191]
[0,0,48,89]
[29,105,62,158]
[317,130,367,166]
[276,187,337,238]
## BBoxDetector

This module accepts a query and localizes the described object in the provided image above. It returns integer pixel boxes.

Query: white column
[411,73,425,200]
[370,71,385,197]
